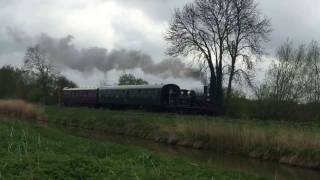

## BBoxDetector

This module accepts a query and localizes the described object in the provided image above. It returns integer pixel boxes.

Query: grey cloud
[106,0,193,22]
[111,19,166,60]
[259,0,320,55]
[112,0,320,57]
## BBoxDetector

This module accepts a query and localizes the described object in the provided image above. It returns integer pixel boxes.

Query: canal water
[85,132,320,180]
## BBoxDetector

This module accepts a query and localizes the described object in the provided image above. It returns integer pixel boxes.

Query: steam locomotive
[62,84,213,114]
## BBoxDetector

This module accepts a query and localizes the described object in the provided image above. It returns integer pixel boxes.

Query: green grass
[45,106,320,169]
[0,117,269,179]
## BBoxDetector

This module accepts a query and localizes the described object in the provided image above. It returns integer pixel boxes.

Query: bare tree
[266,42,305,102]
[23,44,58,103]
[260,40,320,103]
[165,0,270,113]
[165,0,232,113]
[304,41,320,103]
[225,0,271,103]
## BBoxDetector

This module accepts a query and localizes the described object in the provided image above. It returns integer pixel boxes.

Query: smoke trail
[35,33,202,80]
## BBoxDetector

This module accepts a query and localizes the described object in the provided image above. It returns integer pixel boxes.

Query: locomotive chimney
[203,86,208,97]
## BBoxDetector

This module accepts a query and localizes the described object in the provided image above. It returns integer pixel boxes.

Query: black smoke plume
[36,34,202,80]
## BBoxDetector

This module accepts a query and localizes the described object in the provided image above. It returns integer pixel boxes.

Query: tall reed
[172,119,320,155]
[0,99,44,120]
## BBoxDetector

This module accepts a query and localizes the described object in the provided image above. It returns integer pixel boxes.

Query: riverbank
[0,117,268,179]
[44,106,320,170]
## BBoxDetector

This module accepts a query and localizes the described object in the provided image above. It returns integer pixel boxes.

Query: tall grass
[172,120,320,155]
[0,99,44,120]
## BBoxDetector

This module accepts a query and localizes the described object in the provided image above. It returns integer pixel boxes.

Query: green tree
[53,75,78,105]
[0,66,26,99]
[118,74,148,85]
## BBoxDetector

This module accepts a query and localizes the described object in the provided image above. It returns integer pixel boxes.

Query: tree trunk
[216,66,224,115]
[226,57,236,107]
[209,71,216,105]
[210,66,224,115]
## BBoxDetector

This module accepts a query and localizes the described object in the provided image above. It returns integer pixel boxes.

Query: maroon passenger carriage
[62,87,98,107]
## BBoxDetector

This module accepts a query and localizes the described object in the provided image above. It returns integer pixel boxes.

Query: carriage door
[168,89,173,105]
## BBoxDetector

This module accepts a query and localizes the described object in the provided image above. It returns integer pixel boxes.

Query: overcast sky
[0,0,320,89]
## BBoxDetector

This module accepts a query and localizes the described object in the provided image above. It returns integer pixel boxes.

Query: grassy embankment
[0,100,268,179]
[44,106,320,169]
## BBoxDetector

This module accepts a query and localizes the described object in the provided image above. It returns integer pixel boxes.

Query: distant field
[0,117,268,179]
[45,106,320,169]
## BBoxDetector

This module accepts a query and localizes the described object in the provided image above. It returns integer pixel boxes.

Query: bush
[225,97,250,119]
[225,98,320,122]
